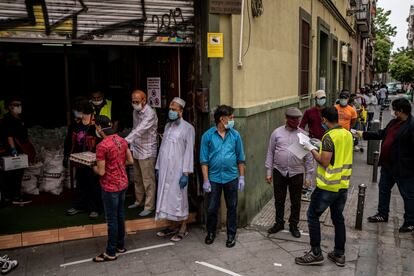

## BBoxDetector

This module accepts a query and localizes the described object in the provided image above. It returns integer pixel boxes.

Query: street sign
[209,0,242,14]
[147,77,161,108]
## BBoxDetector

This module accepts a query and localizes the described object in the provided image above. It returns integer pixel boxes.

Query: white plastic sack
[39,149,64,195]
[21,162,43,195]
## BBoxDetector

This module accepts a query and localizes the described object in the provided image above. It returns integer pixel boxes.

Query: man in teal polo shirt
[200,105,245,248]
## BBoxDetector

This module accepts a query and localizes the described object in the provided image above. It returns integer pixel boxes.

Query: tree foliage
[373,7,396,74]
[375,37,392,74]
[389,49,414,82]
[373,7,397,39]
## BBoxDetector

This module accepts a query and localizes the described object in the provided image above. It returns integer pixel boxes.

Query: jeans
[307,187,348,255]
[378,166,414,225]
[273,169,303,227]
[102,189,126,257]
[206,178,238,236]
[73,166,101,212]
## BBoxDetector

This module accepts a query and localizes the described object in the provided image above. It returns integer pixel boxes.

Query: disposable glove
[179,175,189,189]
[203,180,211,193]
[238,176,245,192]
[303,141,317,152]
[10,148,18,157]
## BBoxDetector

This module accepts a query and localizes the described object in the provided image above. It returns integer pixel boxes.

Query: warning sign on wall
[147,77,161,108]
[207,33,224,58]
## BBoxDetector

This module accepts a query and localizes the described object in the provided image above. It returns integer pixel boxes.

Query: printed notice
[147,77,161,108]
[207,33,224,58]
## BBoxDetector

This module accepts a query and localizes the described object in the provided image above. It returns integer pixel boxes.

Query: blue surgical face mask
[339,99,348,107]
[168,110,179,121]
[225,120,235,129]
[316,98,326,106]
[321,123,329,131]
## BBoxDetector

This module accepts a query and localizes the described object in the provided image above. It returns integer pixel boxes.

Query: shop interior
[0,43,196,234]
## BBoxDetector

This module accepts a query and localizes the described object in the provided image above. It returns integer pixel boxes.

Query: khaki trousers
[133,158,156,211]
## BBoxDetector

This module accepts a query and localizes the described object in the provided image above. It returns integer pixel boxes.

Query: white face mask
[73,110,83,119]
[391,110,397,119]
[91,100,103,106]
[12,106,22,114]
[132,103,143,111]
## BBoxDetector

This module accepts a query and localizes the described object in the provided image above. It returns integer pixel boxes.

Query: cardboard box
[0,154,29,171]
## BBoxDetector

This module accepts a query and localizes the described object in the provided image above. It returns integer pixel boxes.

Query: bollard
[367,120,380,165]
[355,183,367,230]
[372,151,380,183]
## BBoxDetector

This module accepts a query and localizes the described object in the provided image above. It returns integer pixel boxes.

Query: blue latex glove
[179,175,189,189]
[203,180,211,193]
[238,176,245,192]
[155,169,159,179]
[10,148,18,157]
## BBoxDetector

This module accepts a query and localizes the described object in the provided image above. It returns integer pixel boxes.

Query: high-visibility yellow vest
[97,99,112,120]
[316,127,353,192]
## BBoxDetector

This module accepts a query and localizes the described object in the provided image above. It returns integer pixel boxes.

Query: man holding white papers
[265,107,314,238]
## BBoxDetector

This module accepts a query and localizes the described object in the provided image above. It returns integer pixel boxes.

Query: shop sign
[147,77,161,108]
[341,45,349,62]
[209,0,242,14]
[207,33,224,58]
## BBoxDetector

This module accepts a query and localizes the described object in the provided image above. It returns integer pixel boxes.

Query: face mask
[339,99,348,107]
[95,129,102,138]
[91,100,103,106]
[73,110,83,119]
[287,118,300,129]
[168,110,179,121]
[316,98,326,106]
[321,123,329,131]
[391,110,397,119]
[12,106,22,114]
[132,103,142,112]
[225,120,235,129]
[368,93,373,97]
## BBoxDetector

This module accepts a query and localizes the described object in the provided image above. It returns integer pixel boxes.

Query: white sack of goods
[21,162,43,195]
[39,149,64,195]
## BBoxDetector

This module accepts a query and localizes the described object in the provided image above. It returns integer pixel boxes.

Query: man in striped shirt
[125,90,158,217]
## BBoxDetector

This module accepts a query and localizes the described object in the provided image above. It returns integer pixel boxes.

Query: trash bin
[367,119,381,165]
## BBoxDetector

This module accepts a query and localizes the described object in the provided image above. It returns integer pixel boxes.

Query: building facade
[201,0,375,225]
[408,5,414,49]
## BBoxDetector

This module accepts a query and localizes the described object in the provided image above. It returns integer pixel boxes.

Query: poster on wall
[147,77,161,108]
[207,32,224,58]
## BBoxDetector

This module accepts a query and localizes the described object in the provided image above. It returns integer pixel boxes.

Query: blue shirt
[200,127,245,184]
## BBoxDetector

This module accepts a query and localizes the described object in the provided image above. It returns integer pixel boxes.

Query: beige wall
[217,0,359,108]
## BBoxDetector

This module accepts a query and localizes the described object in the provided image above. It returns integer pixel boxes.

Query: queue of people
[1,85,413,268]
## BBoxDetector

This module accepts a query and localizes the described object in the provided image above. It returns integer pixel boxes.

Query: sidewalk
[1,106,413,275]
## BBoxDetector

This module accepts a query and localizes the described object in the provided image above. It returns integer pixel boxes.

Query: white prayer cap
[172,97,186,108]
[314,90,326,98]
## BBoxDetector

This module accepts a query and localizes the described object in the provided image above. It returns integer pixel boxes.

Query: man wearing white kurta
[155,97,195,242]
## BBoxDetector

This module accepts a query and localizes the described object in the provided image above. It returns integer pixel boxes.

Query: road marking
[60,242,175,268]
[195,261,243,276]
[281,230,309,236]
[273,263,283,267]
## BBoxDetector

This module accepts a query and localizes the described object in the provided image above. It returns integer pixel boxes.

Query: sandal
[92,253,117,262]
[156,228,177,237]
[116,248,127,255]
[170,231,188,242]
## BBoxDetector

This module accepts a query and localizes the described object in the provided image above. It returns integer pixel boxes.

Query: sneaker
[267,223,284,234]
[399,225,414,233]
[66,208,84,216]
[1,259,18,274]
[327,251,345,267]
[128,202,143,209]
[367,213,388,223]
[301,192,311,202]
[139,210,152,217]
[89,211,99,219]
[12,197,32,206]
[295,250,324,266]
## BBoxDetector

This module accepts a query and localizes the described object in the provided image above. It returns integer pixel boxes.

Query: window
[299,10,311,96]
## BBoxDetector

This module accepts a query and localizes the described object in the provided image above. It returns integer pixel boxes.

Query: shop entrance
[0,43,197,235]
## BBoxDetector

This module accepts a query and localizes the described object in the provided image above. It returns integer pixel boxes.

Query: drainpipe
[237,0,245,68]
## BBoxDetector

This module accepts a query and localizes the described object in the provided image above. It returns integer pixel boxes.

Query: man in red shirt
[92,115,133,262]
[300,90,327,140]
[357,98,414,233]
